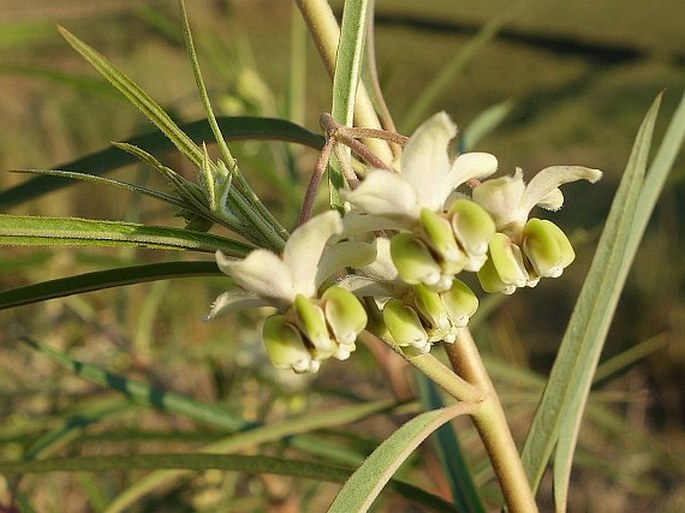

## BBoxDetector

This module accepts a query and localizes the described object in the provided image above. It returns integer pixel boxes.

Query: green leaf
[519,94,667,497]
[416,374,485,513]
[329,0,369,208]
[0,214,253,254]
[105,399,398,513]
[58,26,204,167]
[21,337,252,432]
[552,90,685,513]
[328,403,473,513]
[0,453,458,513]
[0,260,222,310]
[0,116,324,210]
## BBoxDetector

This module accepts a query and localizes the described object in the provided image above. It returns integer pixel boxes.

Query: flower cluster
[208,112,601,373]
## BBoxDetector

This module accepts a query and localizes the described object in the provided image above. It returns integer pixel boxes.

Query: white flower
[207,210,373,373]
[343,112,498,227]
[342,112,498,290]
[473,166,602,294]
[472,166,602,236]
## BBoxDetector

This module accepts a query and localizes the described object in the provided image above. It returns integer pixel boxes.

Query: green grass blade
[329,0,369,208]
[0,452,458,513]
[400,0,527,131]
[520,95,663,493]
[21,337,252,432]
[328,402,473,513]
[105,399,397,513]
[0,116,324,210]
[0,260,222,310]
[0,214,253,254]
[416,374,485,513]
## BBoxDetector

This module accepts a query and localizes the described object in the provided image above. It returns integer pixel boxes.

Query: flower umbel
[473,166,602,293]
[208,211,373,372]
[344,112,498,290]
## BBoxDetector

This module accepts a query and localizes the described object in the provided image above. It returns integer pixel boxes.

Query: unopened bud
[523,218,575,278]
[321,286,368,346]
[448,199,496,271]
[262,315,319,373]
[383,298,430,352]
[293,294,334,358]
[390,233,442,286]
[441,279,479,328]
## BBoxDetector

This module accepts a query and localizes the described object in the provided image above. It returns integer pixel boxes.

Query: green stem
[358,331,482,404]
[445,328,539,513]
[293,0,393,164]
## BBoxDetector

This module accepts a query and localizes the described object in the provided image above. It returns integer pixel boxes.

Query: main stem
[445,328,539,513]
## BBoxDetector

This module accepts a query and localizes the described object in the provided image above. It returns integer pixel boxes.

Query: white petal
[521,166,602,214]
[401,112,456,211]
[448,152,498,192]
[343,169,418,219]
[315,241,376,288]
[217,249,294,301]
[340,210,411,237]
[205,291,274,320]
[283,210,343,297]
[472,169,527,228]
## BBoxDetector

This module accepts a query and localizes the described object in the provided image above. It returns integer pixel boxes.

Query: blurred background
[0,1,684,511]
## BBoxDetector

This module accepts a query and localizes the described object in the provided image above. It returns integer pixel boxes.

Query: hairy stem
[445,327,539,513]
[294,0,393,164]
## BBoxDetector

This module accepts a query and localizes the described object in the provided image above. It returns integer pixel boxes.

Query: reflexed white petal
[340,210,410,237]
[361,238,400,283]
[521,166,602,214]
[282,210,342,297]
[315,241,376,288]
[401,112,456,211]
[448,152,498,192]
[204,291,274,320]
[472,169,527,228]
[343,169,418,219]
[218,249,294,301]
[336,274,398,298]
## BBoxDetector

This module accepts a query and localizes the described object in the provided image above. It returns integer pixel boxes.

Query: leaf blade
[520,95,663,493]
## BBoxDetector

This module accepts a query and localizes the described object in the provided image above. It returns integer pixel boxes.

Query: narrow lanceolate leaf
[21,337,252,432]
[0,214,253,255]
[520,95,664,498]
[0,261,223,310]
[416,374,486,513]
[552,91,685,513]
[0,116,324,210]
[0,453,459,513]
[329,0,369,208]
[58,26,204,167]
[328,403,474,513]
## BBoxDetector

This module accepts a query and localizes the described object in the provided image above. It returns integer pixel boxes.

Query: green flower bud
[382,298,430,352]
[440,279,479,328]
[448,199,496,271]
[523,218,575,278]
[321,286,368,347]
[262,314,319,373]
[419,207,464,265]
[293,294,334,358]
[390,233,442,287]
[412,284,450,330]
[477,257,516,295]
[488,232,528,288]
